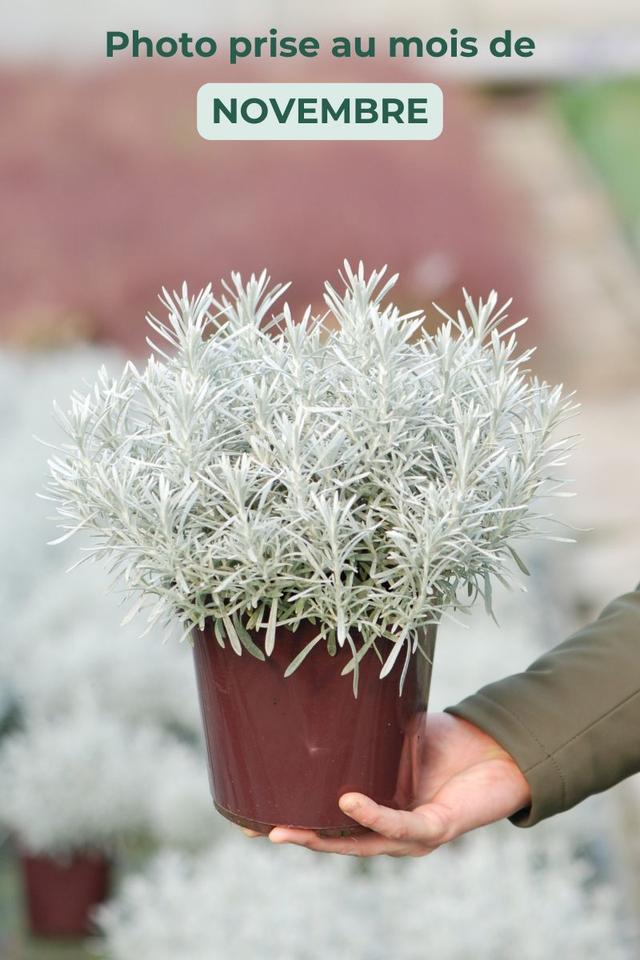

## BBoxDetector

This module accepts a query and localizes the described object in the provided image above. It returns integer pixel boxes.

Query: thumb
[411,801,457,845]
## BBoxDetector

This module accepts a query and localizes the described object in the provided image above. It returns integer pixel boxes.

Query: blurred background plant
[0,346,220,950]
[1,0,640,957]
[0,563,201,733]
[0,705,167,857]
[95,826,632,960]
[0,698,216,858]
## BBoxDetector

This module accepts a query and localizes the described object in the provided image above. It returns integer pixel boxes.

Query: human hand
[254,712,531,857]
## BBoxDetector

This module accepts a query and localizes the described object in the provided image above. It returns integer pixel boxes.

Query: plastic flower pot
[193,620,436,835]
[20,850,112,938]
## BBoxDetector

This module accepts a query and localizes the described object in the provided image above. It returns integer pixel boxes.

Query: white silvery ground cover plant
[0,346,201,730]
[0,696,216,855]
[0,700,159,856]
[96,827,632,960]
[144,736,218,850]
[0,561,201,735]
[0,348,124,626]
[0,346,220,855]
[44,263,577,690]
[0,348,112,720]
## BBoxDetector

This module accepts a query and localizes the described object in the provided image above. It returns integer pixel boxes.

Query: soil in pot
[20,850,112,938]
[193,620,436,836]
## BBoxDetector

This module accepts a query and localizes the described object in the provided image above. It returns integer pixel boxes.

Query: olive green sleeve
[445,584,640,827]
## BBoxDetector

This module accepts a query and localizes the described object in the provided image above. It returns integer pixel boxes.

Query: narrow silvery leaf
[223,616,242,656]
[341,635,377,676]
[265,598,278,657]
[507,546,531,576]
[398,638,413,696]
[283,634,322,678]
[379,637,405,679]
[234,616,266,661]
[213,618,226,649]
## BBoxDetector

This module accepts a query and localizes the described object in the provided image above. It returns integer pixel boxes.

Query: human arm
[446,583,640,826]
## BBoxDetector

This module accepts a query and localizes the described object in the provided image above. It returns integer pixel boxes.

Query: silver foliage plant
[44,264,577,691]
[0,702,162,856]
[96,832,630,960]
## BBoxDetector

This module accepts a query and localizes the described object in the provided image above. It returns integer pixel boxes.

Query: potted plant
[44,264,575,835]
[0,703,164,938]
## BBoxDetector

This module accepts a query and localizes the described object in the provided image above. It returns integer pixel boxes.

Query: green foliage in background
[556,79,640,254]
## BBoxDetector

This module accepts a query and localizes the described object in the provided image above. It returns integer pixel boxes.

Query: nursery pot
[20,850,112,938]
[193,620,436,835]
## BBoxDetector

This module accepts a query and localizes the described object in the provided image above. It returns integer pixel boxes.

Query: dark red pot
[20,851,112,938]
[193,620,436,835]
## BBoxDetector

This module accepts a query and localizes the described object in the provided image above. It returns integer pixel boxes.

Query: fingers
[242,790,457,857]
[339,793,451,846]
[268,793,453,857]
[241,827,263,838]
[268,826,418,857]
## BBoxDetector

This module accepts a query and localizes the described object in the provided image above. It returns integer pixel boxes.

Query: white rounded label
[197,83,444,141]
